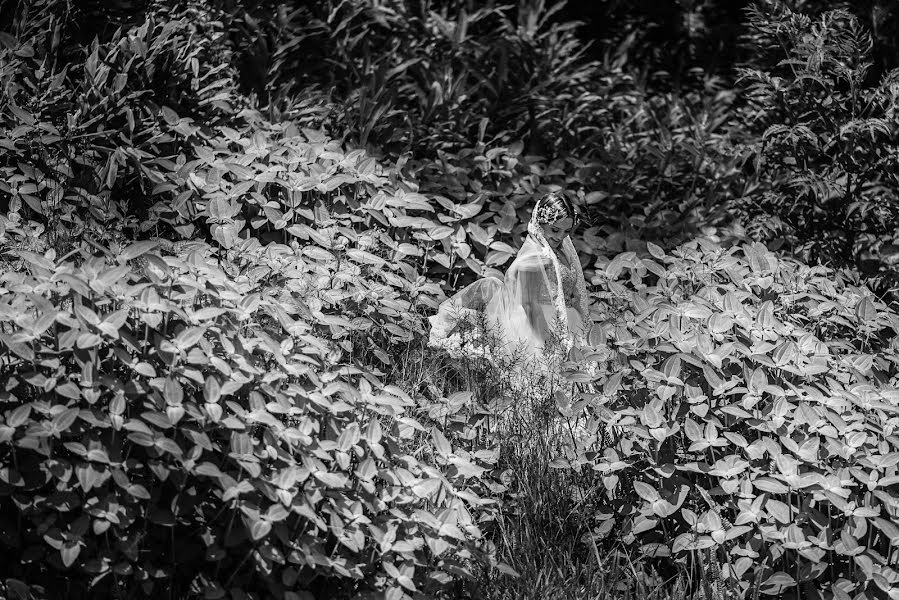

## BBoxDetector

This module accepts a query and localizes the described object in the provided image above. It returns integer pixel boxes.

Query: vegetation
[2,0,899,599]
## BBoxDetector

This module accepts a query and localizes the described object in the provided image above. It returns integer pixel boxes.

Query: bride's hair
[533,192,579,230]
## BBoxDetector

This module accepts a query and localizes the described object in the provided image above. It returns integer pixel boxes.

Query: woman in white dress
[427,192,590,380]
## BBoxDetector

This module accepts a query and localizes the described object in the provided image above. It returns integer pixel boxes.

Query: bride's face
[543,216,573,245]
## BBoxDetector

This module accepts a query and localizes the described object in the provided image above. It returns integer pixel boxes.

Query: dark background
[559,0,899,85]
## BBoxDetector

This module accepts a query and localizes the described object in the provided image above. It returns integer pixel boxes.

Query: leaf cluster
[0,237,507,599]
[733,4,899,276]
[559,238,899,598]
[0,0,248,250]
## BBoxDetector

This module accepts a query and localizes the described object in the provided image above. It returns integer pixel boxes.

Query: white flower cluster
[429,331,495,362]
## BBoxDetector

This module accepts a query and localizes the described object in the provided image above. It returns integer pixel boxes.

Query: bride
[427,192,590,377]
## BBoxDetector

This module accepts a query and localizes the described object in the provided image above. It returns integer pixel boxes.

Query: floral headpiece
[532,193,569,225]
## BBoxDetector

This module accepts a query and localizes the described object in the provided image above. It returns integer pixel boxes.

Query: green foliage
[6,1,899,598]
[0,238,508,599]
[249,0,604,159]
[560,238,899,598]
[0,0,759,287]
[755,0,899,78]
[0,0,247,248]
[735,4,899,272]
[585,74,747,251]
[239,0,760,284]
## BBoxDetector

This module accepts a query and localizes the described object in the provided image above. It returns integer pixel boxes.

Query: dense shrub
[0,0,758,288]
[242,0,762,284]
[557,238,899,598]
[561,0,899,92]
[6,1,899,598]
[0,237,512,599]
[0,0,604,291]
[245,0,606,160]
[0,12,529,587]
[8,0,897,277]
[0,0,248,248]
[734,5,899,274]
[583,74,747,251]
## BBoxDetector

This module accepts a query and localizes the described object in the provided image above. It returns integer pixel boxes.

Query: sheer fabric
[428,223,589,374]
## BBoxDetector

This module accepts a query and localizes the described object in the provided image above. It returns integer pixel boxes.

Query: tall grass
[388,332,690,600]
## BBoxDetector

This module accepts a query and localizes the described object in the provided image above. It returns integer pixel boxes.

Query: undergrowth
[3,1,899,599]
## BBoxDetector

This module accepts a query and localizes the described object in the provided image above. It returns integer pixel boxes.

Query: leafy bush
[0,237,509,599]
[1,0,598,295]
[0,0,251,249]
[0,10,527,587]
[8,1,899,599]
[753,0,899,79]
[247,0,606,160]
[583,74,748,252]
[0,0,756,290]
[734,4,899,273]
[560,238,899,598]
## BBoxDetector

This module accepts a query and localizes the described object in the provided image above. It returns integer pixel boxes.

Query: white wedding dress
[427,224,590,376]
[427,217,614,448]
